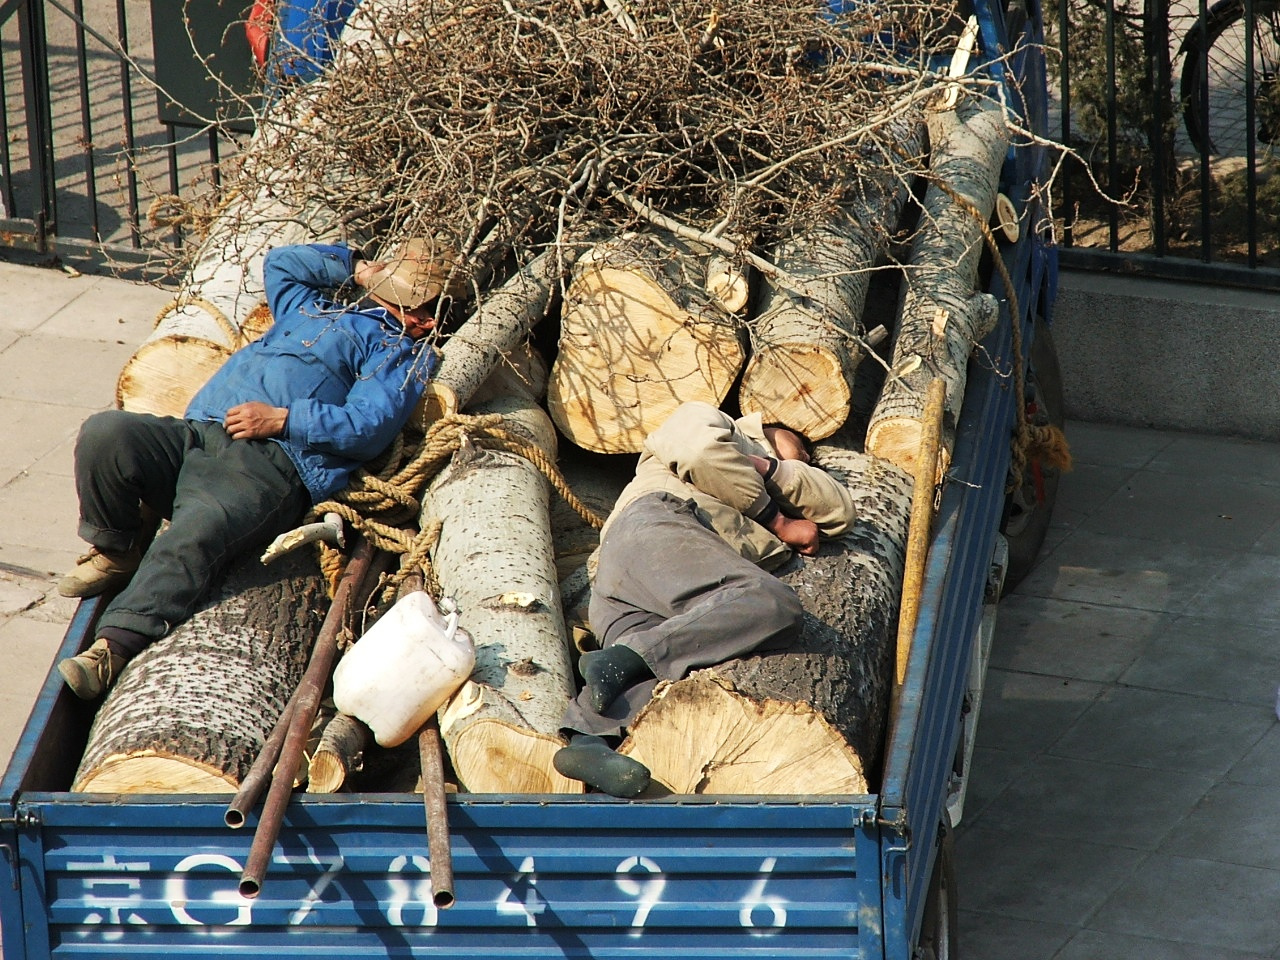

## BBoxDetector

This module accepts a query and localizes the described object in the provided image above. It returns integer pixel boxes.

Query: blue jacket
[185,243,437,502]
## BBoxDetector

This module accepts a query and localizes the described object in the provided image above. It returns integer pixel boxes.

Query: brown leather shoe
[57,638,130,700]
[57,546,140,599]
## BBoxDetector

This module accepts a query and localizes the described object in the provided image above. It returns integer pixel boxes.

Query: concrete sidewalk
[0,259,172,766]
[2,260,1280,957]
[958,421,1280,959]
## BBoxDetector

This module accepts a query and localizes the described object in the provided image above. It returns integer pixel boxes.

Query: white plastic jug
[333,591,475,747]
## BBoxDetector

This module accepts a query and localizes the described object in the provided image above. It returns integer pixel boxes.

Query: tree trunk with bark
[547,230,747,454]
[423,393,582,793]
[619,437,913,795]
[72,550,328,793]
[306,711,373,793]
[415,250,573,428]
[866,100,1009,474]
[738,121,926,441]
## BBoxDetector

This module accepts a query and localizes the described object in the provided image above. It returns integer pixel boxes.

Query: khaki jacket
[602,401,856,571]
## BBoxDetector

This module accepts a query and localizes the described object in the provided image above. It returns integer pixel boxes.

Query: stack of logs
[73,17,1012,799]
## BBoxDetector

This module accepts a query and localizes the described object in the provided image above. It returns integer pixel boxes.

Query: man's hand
[354,259,383,289]
[224,402,288,440]
[763,425,810,463]
[767,511,820,556]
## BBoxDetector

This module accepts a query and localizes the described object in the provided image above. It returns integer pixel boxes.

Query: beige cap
[363,236,466,309]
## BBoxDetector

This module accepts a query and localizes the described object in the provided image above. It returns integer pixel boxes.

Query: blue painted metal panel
[15,794,882,958]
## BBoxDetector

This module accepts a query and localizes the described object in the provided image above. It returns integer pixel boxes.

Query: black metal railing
[0,0,251,276]
[0,0,1277,286]
[1053,0,1280,286]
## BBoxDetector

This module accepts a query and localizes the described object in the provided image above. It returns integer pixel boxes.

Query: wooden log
[705,253,752,314]
[738,120,926,441]
[114,335,232,417]
[423,393,582,793]
[547,231,747,454]
[73,550,328,793]
[619,436,913,795]
[306,711,372,793]
[865,100,1009,474]
[116,93,350,416]
[414,250,571,429]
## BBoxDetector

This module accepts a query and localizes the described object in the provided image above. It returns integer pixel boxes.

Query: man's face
[400,310,437,340]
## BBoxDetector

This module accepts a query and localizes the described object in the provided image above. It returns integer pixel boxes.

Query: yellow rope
[308,411,606,597]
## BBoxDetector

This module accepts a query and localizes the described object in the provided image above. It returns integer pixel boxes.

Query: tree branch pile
[177,0,962,282]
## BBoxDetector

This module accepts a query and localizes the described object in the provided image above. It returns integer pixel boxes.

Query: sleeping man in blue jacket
[55,238,462,699]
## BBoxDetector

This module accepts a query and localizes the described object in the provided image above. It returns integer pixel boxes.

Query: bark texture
[416,250,572,428]
[423,393,581,793]
[738,120,926,441]
[866,100,1008,473]
[73,550,328,793]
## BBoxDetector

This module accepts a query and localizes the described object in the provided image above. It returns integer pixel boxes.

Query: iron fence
[0,0,1276,286]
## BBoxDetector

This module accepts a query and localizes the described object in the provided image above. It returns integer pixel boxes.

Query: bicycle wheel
[1179,0,1280,157]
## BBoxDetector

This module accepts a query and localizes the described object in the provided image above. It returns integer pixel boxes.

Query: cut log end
[865,416,954,479]
[73,754,239,794]
[306,712,371,794]
[739,345,851,441]
[620,677,868,795]
[116,335,232,417]
[549,265,745,454]
[446,718,583,794]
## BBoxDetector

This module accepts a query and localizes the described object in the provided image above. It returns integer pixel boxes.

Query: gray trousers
[75,410,311,653]
[561,492,803,738]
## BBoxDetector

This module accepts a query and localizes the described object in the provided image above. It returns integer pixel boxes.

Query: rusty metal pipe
[225,694,298,828]
[238,534,378,899]
[418,718,455,908]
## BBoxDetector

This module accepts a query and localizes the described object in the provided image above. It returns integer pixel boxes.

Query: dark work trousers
[561,492,804,738]
[74,410,311,654]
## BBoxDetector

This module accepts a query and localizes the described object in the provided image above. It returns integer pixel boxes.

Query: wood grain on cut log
[307,712,372,794]
[423,393,581,793]
[73,550,327,793]
[620,438,913,795]
[866,99,1009,474]
[114,335,231,417]
[415,250,572,429]
[738,120,926,442]
[548,231,746,454]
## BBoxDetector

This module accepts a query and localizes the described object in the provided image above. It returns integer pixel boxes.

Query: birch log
[424,394,581,793]
[414,250,571,429]
[738,121,926,441]
[865,100,1008,474]
[547,231,747,454]
[619,438,912,795]
[73,550,327,793]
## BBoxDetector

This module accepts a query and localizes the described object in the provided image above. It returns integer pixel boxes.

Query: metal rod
[418,720,455,909]
[238,534,378,899]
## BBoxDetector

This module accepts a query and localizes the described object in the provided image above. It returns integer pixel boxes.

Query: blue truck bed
[0,0,1057,954]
